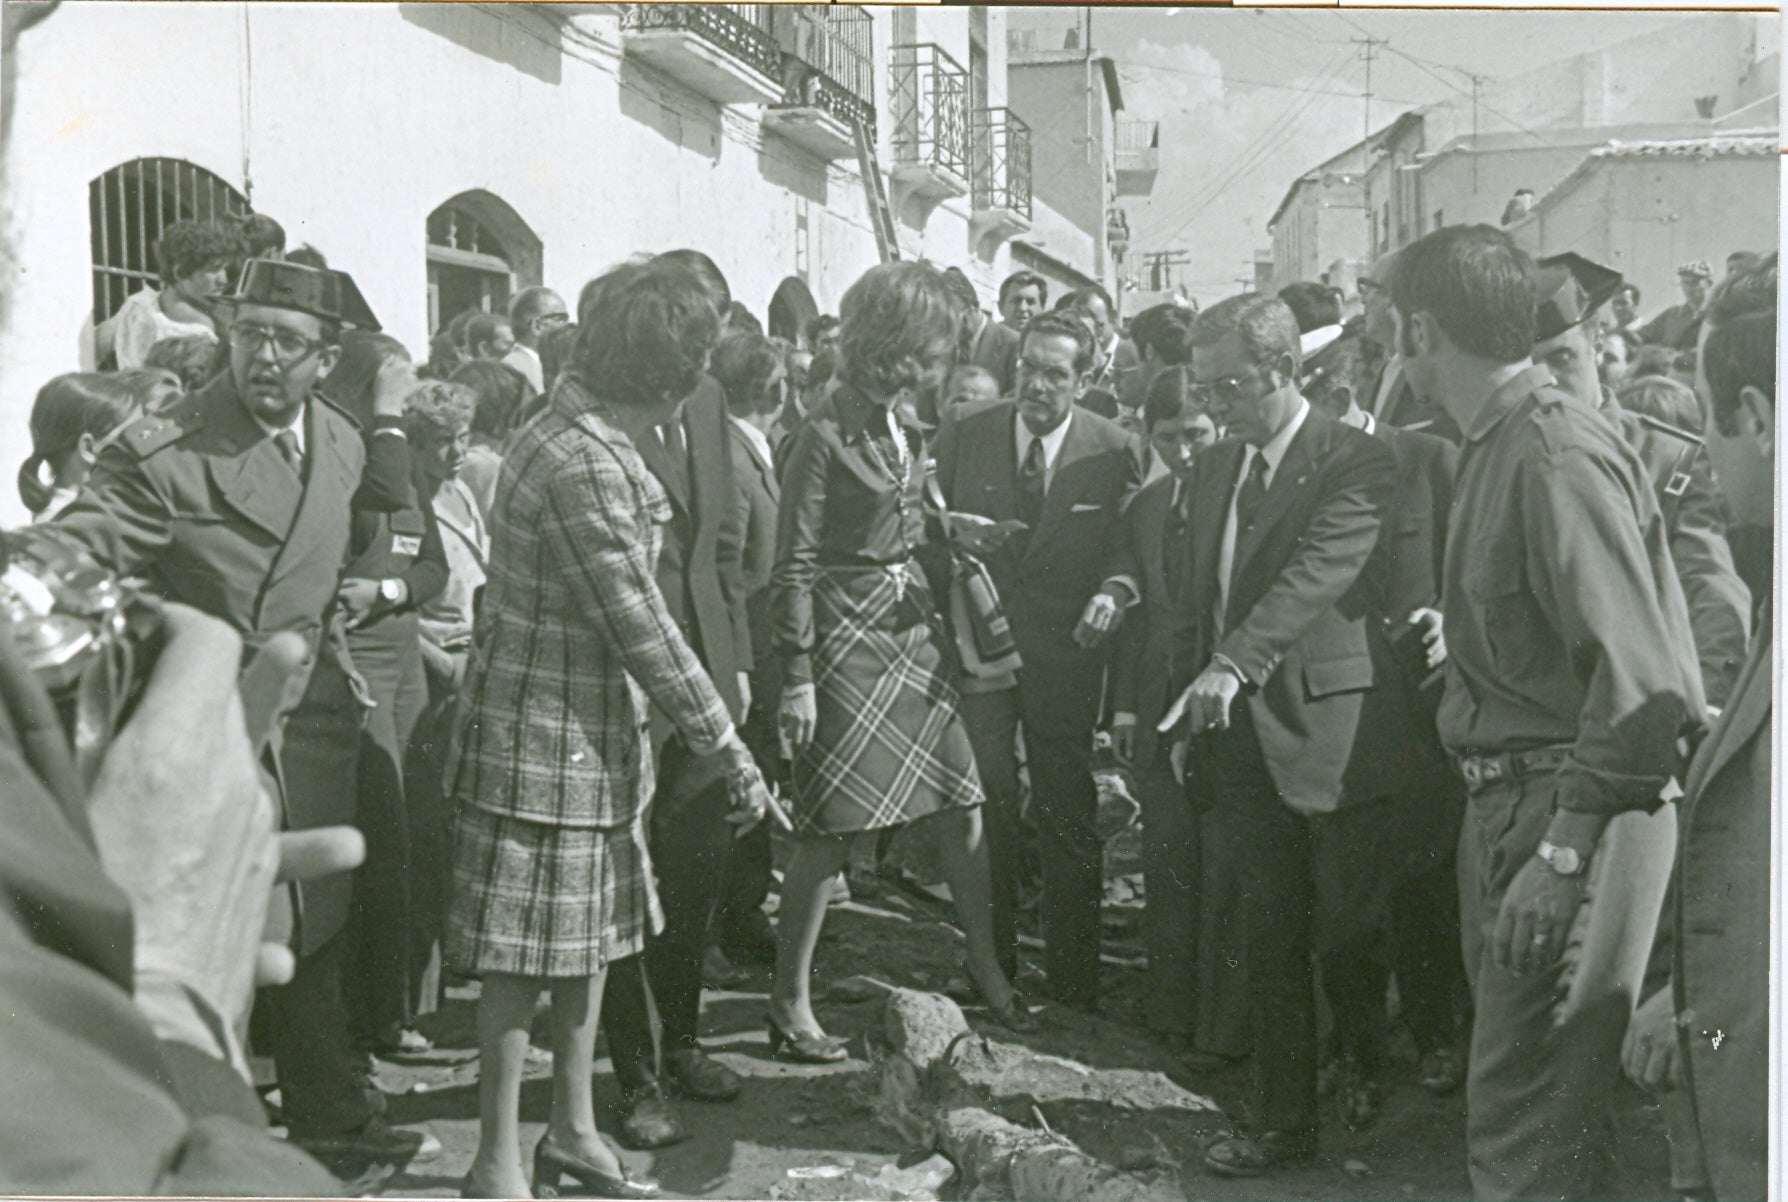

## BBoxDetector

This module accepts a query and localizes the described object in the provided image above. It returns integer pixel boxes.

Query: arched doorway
[767,276,820,347]
[425,190,543,334]
[89,158,249,323]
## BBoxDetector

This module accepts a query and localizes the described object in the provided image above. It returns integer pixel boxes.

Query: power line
[1114,56,1422,105]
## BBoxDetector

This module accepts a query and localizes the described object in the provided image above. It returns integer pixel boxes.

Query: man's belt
[1455,745,1572,792]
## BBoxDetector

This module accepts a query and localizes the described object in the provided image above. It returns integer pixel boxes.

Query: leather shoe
[617,1082,687,1149]
[701,944,748,990]
[665,1046,742,1101]
[1203,1127,1317,1177]
[290,1116,442,1166]
[1334,1059,1386,1131]
[1418,1046,1465,1096]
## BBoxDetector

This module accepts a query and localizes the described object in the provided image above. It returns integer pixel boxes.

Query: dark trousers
[1385,789,1468,1056]
[1459,772,1621,1201]
[1197,705,1406,1133]
[1136,760,1199,1037]
[603,736,736,1092]
[260,928,374,1135]
[960,688,1101,1008]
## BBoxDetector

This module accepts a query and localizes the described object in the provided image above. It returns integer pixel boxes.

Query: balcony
[970,107,1033,248]
[621,5,782,107]
[1115,119,1160,196]
[1106,206,1132,264]
[760,6,875,161]
[888,43,970,204]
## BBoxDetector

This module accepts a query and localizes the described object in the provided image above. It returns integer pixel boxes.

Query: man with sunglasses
[1159,293,1395,1178]
[24,258,440,1175]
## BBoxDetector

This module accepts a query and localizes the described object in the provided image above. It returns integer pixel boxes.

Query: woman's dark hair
[574,262,720,410]
[156,220,247,289]
[1278,281,1342,334]
[1129,303,1195,365]
[538,323,579,393]
[316,331,411,428]
[1390,224,1535,364]
[19,373,140,514]
[463,312,511,354]
[725,301,763,337]
[1617,376,1704,435]
[711,333,785,418]
[837,262,959,395]
[233,212,286,259]
[143,332,220,392]
[652,249,731,311]
[1144,365,1207,431]
[450,359,536,441]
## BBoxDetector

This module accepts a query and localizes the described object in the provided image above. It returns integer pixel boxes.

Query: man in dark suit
[25,260,437,1170]
[1159,294,1395,1176]
[944,266,1021,396]
[599,249,755,1148]
[1301,334,1469,1118]
[934,311,1143,1012]
[1622,257,1773,1202]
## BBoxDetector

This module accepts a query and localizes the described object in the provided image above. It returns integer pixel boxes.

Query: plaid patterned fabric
[444,805,660,977]
[448,375,734,830]
[791,565,984,834]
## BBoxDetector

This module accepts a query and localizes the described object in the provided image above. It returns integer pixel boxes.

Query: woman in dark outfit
[769,263,1027,1058]
[318,331,450,1054]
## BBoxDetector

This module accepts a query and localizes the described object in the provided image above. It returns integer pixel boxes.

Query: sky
[1008,7,1739,304]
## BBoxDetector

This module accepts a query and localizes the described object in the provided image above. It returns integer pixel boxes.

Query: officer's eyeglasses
[1190,364,1268,409]
[228,321,327,363]
[533,313,571,331]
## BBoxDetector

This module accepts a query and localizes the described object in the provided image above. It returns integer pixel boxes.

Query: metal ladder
[852,116,900,263]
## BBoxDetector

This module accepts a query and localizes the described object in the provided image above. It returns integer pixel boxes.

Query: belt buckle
[1461,756,1503,789]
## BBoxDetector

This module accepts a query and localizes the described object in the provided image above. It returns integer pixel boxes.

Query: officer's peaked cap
[1534,252,1622,342]
[232,259,381,332]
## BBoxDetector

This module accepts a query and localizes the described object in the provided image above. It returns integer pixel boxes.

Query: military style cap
[1677,260,1713,280]
[1535,252,1623,341]
[232,258,381,331]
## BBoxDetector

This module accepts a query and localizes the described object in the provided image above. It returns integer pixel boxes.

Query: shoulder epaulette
[1631,411,1703,448]
[312,393,365,432]
[117,402,202,459]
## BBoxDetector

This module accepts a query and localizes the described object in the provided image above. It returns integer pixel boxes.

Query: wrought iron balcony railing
[972,107,1032,220]
[768,6,875,131]
[889,43,969,182]
[621,4,781,82]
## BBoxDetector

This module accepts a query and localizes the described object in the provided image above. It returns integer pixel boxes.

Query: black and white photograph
[0,1,1778,1198]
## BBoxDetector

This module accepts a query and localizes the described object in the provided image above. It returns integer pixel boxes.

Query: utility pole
[1468,72,1486,193]
[1141,249,1191,292]
[1353,35,1387,253]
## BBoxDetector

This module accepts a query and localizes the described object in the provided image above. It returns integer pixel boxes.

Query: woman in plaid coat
[769,263,1030,1061]
[447,263,766,1200]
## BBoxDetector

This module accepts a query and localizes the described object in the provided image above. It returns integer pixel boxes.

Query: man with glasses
[25,258,440,1175]
[505,285,569,393]
[1159,294,1395,1178]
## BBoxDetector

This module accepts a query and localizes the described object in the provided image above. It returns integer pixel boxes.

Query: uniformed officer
[25,259,439,1171]
[1390,225,1703,1202]
[1532,252,1752,708]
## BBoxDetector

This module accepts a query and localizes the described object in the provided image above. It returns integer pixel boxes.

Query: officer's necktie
[1233,449,1269,536]
[273,429,302,476]
[656,420,690,499]
[1017,436,1046,530]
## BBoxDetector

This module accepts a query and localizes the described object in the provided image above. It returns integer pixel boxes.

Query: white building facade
[1,3,1084,525]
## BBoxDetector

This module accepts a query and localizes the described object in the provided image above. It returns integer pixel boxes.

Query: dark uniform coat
[27,372,409,953]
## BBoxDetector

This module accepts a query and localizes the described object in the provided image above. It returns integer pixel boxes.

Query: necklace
[860,402,915,601]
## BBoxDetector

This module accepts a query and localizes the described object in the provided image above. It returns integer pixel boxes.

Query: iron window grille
[889,43,969,182]
[89,158,248,323]
[971,107,1032,220]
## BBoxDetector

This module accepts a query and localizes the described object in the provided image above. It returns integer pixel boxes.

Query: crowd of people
[0,201,1773,1202]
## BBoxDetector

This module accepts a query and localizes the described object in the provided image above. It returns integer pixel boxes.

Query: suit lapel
[1231,413,1327,585]
[262,399,353,604]
[633,415,690,515]
[1687,614,1772,797]
[1191,443,1244,622]
[202,382,303,541]
[1022,411,1099,565]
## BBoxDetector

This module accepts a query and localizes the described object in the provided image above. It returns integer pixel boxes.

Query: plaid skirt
[790,563,984,835]
[443,804,663,978]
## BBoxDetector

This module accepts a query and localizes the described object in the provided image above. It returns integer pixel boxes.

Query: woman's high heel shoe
[765,1013,849,1064]
[531,1135,660,1200]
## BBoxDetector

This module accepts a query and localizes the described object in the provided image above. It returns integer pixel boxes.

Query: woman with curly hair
[768,263,1030,1060]
[110,220,244,367]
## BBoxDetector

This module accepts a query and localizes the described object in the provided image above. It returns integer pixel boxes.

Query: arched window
[89,158,248,323]
[426,190,543,334]
[767,276,819,346]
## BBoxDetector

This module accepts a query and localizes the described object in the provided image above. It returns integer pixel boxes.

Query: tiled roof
[1532,133,1779,213]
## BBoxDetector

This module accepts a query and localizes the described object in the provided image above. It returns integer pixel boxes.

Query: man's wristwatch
[1536,839,1585,877]
[378,578,406,606]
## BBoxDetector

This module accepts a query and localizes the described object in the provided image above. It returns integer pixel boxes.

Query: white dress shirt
[730,414,775,474]
[1014,409,1074,491]
[252,409,306,464]
[1217,398,1309,622]
[1371,358,1403,420]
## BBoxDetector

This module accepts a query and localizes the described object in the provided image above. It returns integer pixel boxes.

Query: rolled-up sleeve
[769,420,830,688]
[1524,450,1702,815]
[542,448,733,753]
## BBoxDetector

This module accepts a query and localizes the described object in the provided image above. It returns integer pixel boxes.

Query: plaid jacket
[451,375,734,828]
